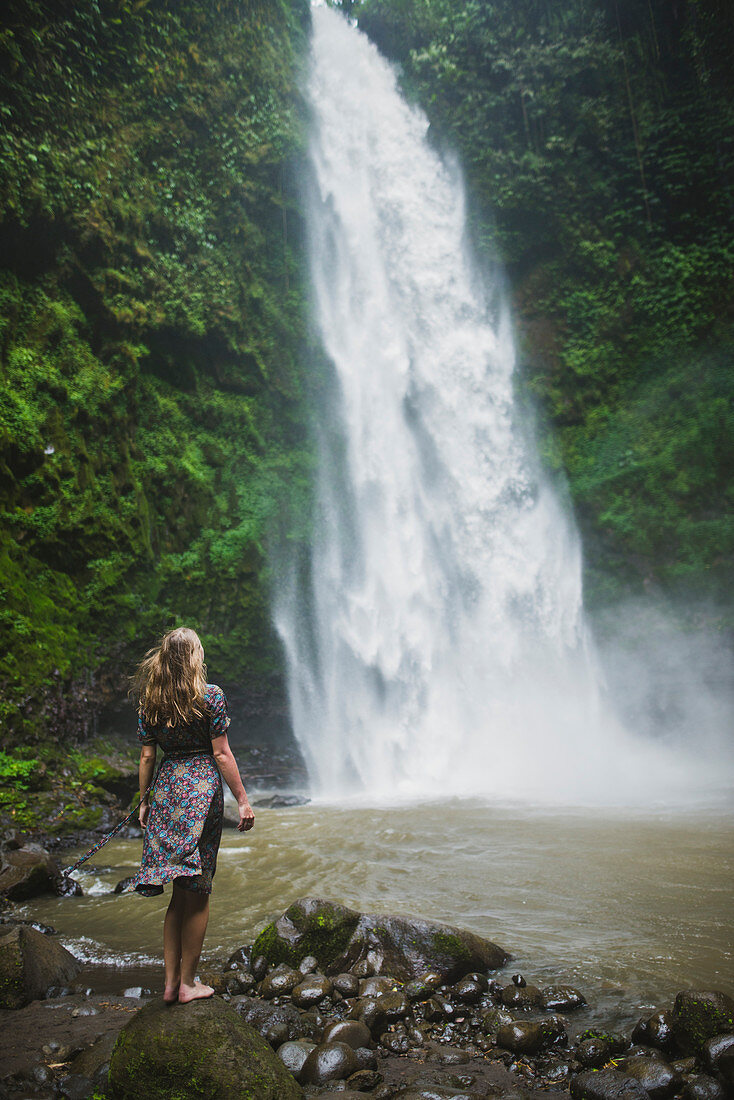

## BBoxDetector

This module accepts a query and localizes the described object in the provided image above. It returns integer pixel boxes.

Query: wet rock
[333,972,361,998]
[354,1047,378,1070]
[497,1015,567,1054]
[0,843,63,900]
[0,923,81,1008]
[701,1033,734,1076]
[377,990,410,1020]
[682,1074,727,1100]
[578,1028,630,1055]
[348,1068,383,1091]
[232,994,311,1041]
[277,1039,318,1082]
[292,975,333,1007]
[322,1020,372,1050]
[260,963,302,999]
[301,1040,360,1085]
[576,1036,612,1068]
[57,1075,93,1100]
[436,1046,471,1064]
[360,975,398,997]
[501,982,542,1010]
[425,994,455,1021]
[570,1068,650,1100]
[672,991,734,1055]
[540,984,587,1011]
[223,968,256,994]
[405,974,442,1001]
[109,997,302,1098]
[251,897,509,982]
[380,1029,410,1054]
[113,876,136,894]
[632,1010,677,1053]
[56,875,83,897]
[225,945,251,972]
[475,1006,512,1045]
[672,1058,697,1075]
[299,954,319,975]
[350,996,388,1037]
[717,1046,734,1088]
[68,1031,117,1091]
[251,954,269,981]
[617,1054,682,1099]
[452,976,485,1004]
[70,1003,100,1017]
[254,794,311,808]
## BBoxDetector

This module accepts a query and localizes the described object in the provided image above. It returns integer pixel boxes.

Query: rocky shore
[1,894,733,1100]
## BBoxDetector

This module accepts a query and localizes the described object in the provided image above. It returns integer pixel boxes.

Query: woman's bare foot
[163,983,180,1004]
[178,980,214,1004]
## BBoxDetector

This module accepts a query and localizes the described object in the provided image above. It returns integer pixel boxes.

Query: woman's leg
[178,887,214,1003]
[163,884,186,1003]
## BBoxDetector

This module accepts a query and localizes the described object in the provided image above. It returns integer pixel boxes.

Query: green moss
[430,930,472,961]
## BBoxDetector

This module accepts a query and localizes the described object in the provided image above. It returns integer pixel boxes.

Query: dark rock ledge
[0,897,733,1100]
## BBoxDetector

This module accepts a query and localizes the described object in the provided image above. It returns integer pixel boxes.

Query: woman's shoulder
[204,684,227,706]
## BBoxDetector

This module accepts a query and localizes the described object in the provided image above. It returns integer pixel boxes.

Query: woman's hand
[238,798,255,832]
[139,799,150,829]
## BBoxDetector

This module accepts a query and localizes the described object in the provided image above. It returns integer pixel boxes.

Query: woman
[130,626,254,1004]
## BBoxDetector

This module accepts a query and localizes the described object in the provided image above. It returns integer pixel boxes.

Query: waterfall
[273,6,718,804]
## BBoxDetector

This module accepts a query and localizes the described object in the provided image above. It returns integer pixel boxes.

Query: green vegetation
[0,0,314,740]
[351,0,734,609]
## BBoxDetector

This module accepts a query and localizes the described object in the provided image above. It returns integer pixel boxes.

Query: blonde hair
[132,627,207,728]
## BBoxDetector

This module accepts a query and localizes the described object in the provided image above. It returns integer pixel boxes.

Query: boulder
[301,1040,360,1085]
[501,982,542,1009]
[260,963,301,999]
[496,1015,567,1054]
[672,991,734,1055]
[322,1019,372,1049]
[576,1037,612,1068]
[479,1005,515,1039]
[570,1068,650,1100]
[251,897,509,982]
[682,1075,726,1100]
[616,1055,682,1099]
[578,1028,630,1055]
[277,1039,317,1082]
[701,1033,734,1077]
[0,843,63,900]
[333,972,360,998]
[0,924,80,1008]
[108,997,302,1099]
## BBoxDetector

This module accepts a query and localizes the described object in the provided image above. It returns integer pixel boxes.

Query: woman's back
[137,683,230,755]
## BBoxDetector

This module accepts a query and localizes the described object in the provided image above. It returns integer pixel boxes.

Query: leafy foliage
[0,0,314,739]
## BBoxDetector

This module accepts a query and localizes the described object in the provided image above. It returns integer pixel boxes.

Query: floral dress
[131,684,229,896]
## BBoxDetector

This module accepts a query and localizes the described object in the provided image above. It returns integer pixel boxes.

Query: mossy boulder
[0,843,63,900]
[672,991,734,1055]
[108,997,303,1099]
[0,923,81,1008]
[250,897,509,983]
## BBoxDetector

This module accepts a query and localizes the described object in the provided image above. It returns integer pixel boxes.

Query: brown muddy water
[20,799,734,1031]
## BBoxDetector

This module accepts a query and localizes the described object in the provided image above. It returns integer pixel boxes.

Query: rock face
[672,991,734,1055]
[570,1068,650,1100]
[251,897,509,982]
[0,924,81,1008]
[108,997,303,1099]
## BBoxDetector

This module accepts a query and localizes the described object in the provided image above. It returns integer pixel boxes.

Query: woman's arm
[212,734,255,832]
[138,744,157,828]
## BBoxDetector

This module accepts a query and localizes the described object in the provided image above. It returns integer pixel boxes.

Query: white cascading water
[274,5,718,804]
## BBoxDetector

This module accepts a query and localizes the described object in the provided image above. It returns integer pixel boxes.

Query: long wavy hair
[132,627,208,728]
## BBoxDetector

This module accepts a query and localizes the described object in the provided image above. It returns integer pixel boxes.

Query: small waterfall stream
[274,6,716,803]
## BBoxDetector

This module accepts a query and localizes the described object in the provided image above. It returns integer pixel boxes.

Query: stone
[570,1068,650,1100]
[360,975,397,997]
[380,1030,410,1054]
[333,972,360,998]
[540,984,587,1011]
[57,1076,93,1100]
[354,1046,378,1069]
[501,982,542,1009]
[322,1019,372,1050]
[348,1068,383,1090]
[576,1037,612,1068]
[452,975,485,1003]
[479,1004,515,1038]
[299,954,319,975]
[349,996,388,1037]
[578,1028,630,1055]
[405,974,442,1001]
[292,975,333,1007]
[108,997,302,1098]
[301,1040,360,1085]
[0,844,63,900]
[617,1055,681,1099]
[425,993,455,1021]
[251,897,509,983]
[277,1039,317,1081]
[260,963,302,999]
[0,923,80,1008]
[114,876,136,894]
[672,991,734,1055]
[701,1033,734,1076]
[68,1030,117,1089]
[632,1010,677,1053]
[682,1074,727,1100]
[251,954,268,981]
[232,994,311,1041]
[497,1015,567,1054]
[377,990,410,1020]
[225,945,251,972]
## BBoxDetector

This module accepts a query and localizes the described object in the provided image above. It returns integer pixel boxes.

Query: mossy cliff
[354,0,734,614]
[0,0,314,740]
